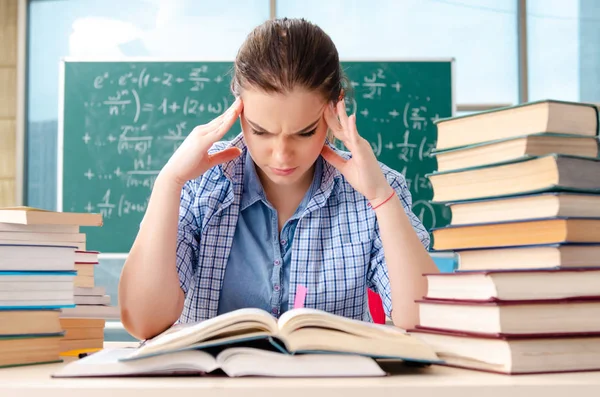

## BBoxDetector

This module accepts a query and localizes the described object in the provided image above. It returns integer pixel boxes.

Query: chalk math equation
[66,62,449,235]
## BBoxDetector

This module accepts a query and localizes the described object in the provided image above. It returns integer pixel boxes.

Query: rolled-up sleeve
[366,173,431,317]
[176,180,200,294]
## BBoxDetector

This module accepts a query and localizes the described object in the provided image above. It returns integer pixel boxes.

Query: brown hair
[231,18,351,141]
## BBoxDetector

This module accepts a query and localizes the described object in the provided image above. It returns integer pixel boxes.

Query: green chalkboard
[59,60,454,253]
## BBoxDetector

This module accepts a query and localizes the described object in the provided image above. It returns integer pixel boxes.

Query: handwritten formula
[62,61,452,252]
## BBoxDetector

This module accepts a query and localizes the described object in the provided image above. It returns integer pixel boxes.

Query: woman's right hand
[160,97,244,188]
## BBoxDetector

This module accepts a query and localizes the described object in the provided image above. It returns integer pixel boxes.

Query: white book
[0,245,76,271]
[0,289,74,301]
[75,250,99,264]
[61,305,120,319]
[0,275,74,290]
[126,308,440,363]
[0,231,85,243]
[0,223,79,233]
[0,299,74,307]
[74,286,106,296]
[0,240,85,250]
[52,347,387,378]
[74,295,111,305]
[0,207,102,226]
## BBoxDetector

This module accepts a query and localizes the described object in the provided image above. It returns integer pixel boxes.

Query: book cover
[433,99,600,136]
[430,132,600,155]
[427,153,600,177]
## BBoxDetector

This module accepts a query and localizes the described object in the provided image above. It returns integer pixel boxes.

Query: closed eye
[299,128,317,137]
[251,128,317,137]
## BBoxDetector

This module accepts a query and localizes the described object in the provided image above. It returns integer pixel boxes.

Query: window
[276,0,519,106]
[27,0,269,210]
[527,0,580,101]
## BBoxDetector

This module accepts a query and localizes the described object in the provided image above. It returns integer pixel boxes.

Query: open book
[124,308,441,363]
[52,346,387,378]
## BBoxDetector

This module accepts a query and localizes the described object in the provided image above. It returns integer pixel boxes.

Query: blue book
[0,271,77,309]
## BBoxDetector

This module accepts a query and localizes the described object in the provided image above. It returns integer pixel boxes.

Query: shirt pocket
[313,239,372,318]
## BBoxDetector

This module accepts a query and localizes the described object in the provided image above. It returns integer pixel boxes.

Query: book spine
[594,104,599,136]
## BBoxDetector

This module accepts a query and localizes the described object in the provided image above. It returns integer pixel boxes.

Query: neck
[258,164,316,211]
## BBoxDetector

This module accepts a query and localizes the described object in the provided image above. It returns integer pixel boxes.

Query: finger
[203,98,242,137]
[320,145,347,172]
[192,113,228,137]
[213,99,243,139]
[202,97,243,131]
[336,100,351,132]
[324,105,347,143]
[208,147,242,167]
[343,112,362,149]
[348,114,361,140]
[219,97,242,119]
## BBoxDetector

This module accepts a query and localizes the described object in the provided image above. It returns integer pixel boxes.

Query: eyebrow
[246,117,321,135]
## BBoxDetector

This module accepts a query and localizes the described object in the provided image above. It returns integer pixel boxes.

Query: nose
[272,136,293,165]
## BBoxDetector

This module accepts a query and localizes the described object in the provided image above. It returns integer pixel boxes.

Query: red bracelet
[368,190,396,210]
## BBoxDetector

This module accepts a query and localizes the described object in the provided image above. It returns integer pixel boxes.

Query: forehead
[241,88,327,132]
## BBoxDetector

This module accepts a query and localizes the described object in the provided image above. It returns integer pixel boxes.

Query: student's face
[240,88,329,188]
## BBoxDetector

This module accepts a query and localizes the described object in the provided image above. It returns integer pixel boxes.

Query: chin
[266,171,304,186]
[263,165,313,186]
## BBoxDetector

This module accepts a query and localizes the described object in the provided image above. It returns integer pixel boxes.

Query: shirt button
[274,284,280,291]
[271,308,278,315]
[274,259,280,266]
[280,239,287,246]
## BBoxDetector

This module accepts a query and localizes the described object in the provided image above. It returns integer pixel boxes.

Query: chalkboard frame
[57,57,456,256]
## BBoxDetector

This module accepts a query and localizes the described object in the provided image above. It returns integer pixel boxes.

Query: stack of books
[59,249,107,352]
[0,206,107,365]
[60,248,119,322]
[410,100,600,375]
[0,245,74,368]
[59,318,106,353]
[59,248,116,353]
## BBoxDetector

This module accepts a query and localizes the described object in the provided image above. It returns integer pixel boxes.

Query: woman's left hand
[321,100,394,206]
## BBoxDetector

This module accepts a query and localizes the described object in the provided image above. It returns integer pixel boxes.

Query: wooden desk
[1,342,600,397]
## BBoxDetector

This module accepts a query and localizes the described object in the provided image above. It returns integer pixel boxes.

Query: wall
[0,0,18,207]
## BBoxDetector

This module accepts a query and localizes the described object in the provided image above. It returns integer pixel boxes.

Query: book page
[216,347,386,377]
[52,348,218,377]
[277,308,407,339]
[125,308,278,360]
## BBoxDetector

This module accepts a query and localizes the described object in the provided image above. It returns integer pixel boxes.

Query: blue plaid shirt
[216,149,324,317]
[176,133,430,323]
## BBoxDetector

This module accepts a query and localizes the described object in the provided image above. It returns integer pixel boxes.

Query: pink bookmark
[294,285,308,309]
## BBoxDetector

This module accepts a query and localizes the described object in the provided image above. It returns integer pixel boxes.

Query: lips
[270,166,297,176]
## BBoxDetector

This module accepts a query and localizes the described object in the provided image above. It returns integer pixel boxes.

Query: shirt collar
[220,134,344,211]
[240,149,267,211]
[293,154,324,218]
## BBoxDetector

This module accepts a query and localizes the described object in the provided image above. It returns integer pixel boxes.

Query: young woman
[119,17,439,340]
